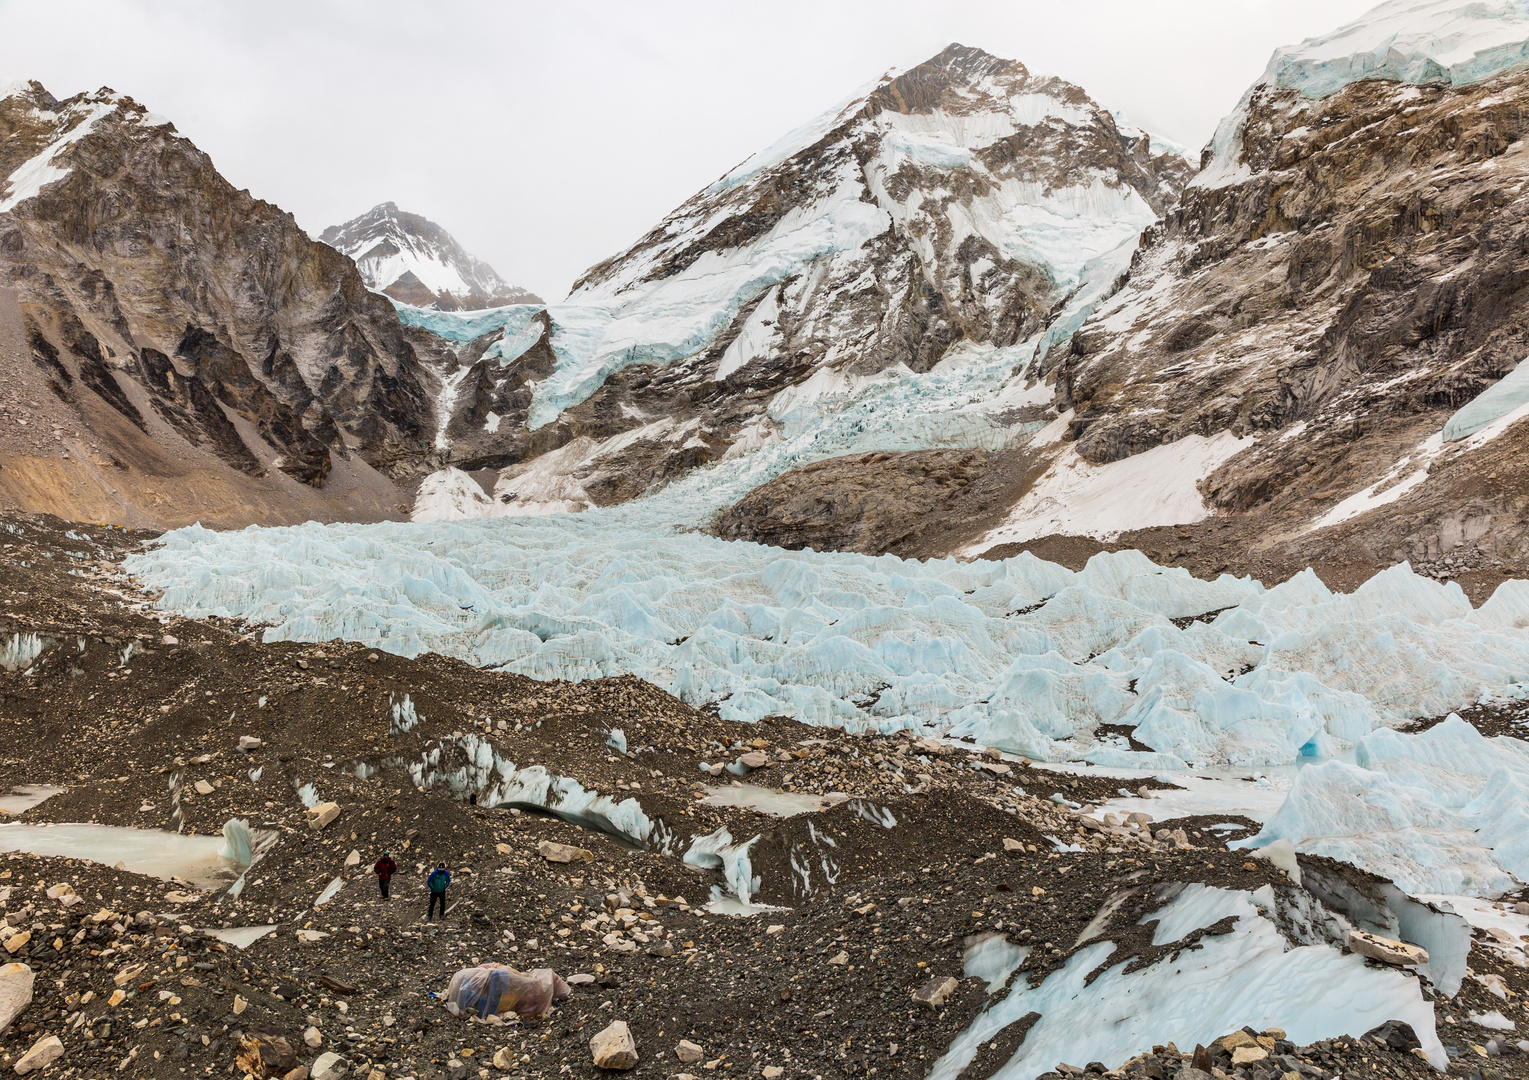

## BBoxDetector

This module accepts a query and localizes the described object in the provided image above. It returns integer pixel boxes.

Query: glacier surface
[126,517,1529,772]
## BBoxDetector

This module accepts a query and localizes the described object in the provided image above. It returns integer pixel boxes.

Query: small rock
[566,973,596,986]
[232,994,248,1015]
[446,1059,468,1080]
[1002,837,1025,852]
[1347,929,1428,966]
[591,1020,639,1070]
[303,1025,323,1048]
[1230,1046,1268,1065]
[763,1068,784,1079]
[1,933,28,956]
[737,751,769,769]
[239,736,263,751]
[12,1035,63,1075]
[827,951,849,966]
[912,976,959,1008]
[493,1048,516,1069]
[538,840,593,864]
[304,803,341,831]
[310,1050,347,1080]
[676,1040,704,1063]
[1217,1031,1256,1050]
[344,850,360,868]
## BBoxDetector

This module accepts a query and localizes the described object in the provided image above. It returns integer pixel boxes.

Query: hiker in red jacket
[373,851,398,900]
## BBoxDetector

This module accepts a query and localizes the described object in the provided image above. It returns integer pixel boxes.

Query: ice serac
[0,81,433,529]
[407,44,1193,514]
[321,202,542,311]
[983,0,1529,565]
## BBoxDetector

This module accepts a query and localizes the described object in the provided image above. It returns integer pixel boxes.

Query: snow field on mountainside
[126,518,1529,782]
[928,884,1444,1079]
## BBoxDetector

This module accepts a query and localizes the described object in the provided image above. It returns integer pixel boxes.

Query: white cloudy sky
[0,0,1376,299]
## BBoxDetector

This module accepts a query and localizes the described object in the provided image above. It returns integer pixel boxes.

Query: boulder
[235,1032,296,1077]
[304,803,340,831]
[913,976,959,1008]
[676,1040,704,1063]
[1230,1046,1268,1065]
[737,752,769,769]
[1348,930,1428,966]
[537,840,593,864]
[0,964,32,1036]
[590,1020,639,1070]
[12,1035,62,1075]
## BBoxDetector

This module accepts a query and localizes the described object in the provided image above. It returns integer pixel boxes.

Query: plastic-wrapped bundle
[444,964,570,1019]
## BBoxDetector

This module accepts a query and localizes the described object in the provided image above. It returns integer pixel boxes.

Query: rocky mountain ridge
[0,81,438,528]
[320,201,541,311]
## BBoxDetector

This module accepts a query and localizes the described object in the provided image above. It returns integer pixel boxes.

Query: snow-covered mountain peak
[321,202,541,311]
[401,43,1197,522]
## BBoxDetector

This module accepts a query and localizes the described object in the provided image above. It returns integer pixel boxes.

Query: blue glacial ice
[390,301,543,345]
[125,515,1529,772]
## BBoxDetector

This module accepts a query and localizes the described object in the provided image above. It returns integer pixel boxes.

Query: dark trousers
[378,877,391,899]
[428,891,446,919]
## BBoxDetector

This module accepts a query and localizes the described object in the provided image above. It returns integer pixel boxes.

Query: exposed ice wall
[126,521,1529,770]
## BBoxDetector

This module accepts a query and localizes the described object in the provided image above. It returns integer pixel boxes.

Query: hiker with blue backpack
[427,862,451,920]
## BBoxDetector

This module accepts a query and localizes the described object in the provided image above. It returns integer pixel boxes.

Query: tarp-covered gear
[444,964,571,1019]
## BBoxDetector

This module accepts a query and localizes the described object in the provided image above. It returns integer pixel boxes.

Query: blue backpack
[428,868,450,893]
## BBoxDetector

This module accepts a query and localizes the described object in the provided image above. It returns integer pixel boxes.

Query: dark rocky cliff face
[1053,65,1529,506]
[0,82,434,525]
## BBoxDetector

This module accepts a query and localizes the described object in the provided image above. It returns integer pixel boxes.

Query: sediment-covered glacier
[125,517,1529,771]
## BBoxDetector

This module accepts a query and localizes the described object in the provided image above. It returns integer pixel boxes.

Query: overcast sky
[0,0,1376,300]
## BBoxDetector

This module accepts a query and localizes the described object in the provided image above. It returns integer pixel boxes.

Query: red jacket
[374,855,397,881]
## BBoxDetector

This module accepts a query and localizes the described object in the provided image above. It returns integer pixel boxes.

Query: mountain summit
[321,202,541,311]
